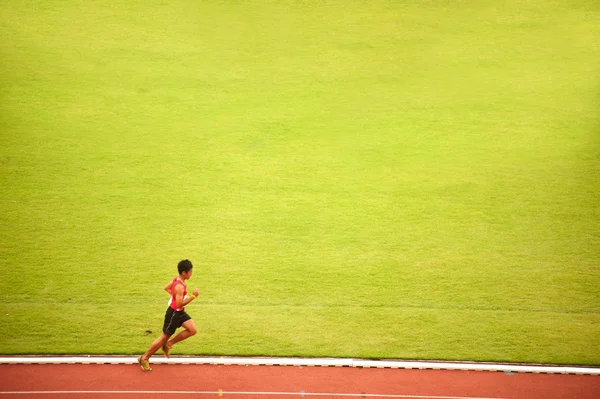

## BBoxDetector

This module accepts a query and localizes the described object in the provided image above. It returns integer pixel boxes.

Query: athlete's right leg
[138,332,170,371]
[142,332,170,361]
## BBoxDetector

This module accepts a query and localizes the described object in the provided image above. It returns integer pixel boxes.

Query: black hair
[178,259,193,274]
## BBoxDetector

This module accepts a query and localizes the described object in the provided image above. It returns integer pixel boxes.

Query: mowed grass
[1,0,599,364]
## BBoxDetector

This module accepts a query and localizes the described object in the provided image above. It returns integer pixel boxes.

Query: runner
[138,259,200,371]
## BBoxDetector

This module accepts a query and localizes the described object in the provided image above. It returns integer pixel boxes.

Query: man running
[138,259,200,371]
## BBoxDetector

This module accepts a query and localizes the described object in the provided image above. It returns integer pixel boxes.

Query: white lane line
[0,356,598,375]
[227,392,509,399]
[0,391,508,399]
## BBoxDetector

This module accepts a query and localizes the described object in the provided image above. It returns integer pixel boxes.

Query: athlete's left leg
[167,319,197,349]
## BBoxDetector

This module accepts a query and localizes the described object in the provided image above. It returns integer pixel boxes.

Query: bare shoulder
[173,282,184,292]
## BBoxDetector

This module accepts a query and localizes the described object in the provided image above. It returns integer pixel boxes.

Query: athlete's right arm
[164,280,173,295]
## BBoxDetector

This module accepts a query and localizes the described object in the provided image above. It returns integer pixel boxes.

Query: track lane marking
[1,357,598,375]
[0,391,508,399]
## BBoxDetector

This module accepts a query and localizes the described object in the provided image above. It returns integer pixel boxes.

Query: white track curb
[0,356,599,375]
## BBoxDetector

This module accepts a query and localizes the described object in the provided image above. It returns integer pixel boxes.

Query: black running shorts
[163,307,191,336]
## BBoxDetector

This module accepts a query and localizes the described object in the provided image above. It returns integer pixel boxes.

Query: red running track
[0,363,598,399]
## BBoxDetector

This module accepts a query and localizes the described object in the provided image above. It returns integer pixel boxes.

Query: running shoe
[162,343,171,358]
[137,356,152,372]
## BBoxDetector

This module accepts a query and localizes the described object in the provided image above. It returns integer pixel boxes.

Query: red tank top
[169,277,188,311]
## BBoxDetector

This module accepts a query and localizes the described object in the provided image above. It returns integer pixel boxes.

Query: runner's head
[178,259,193,278]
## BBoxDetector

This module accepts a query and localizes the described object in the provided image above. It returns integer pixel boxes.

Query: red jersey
[169,277,188,311]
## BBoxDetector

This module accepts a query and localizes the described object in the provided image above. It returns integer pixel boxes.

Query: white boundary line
[0,390,508,399]
[0,356,598,375]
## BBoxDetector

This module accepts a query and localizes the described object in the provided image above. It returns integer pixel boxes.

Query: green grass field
[1,0,599,365]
